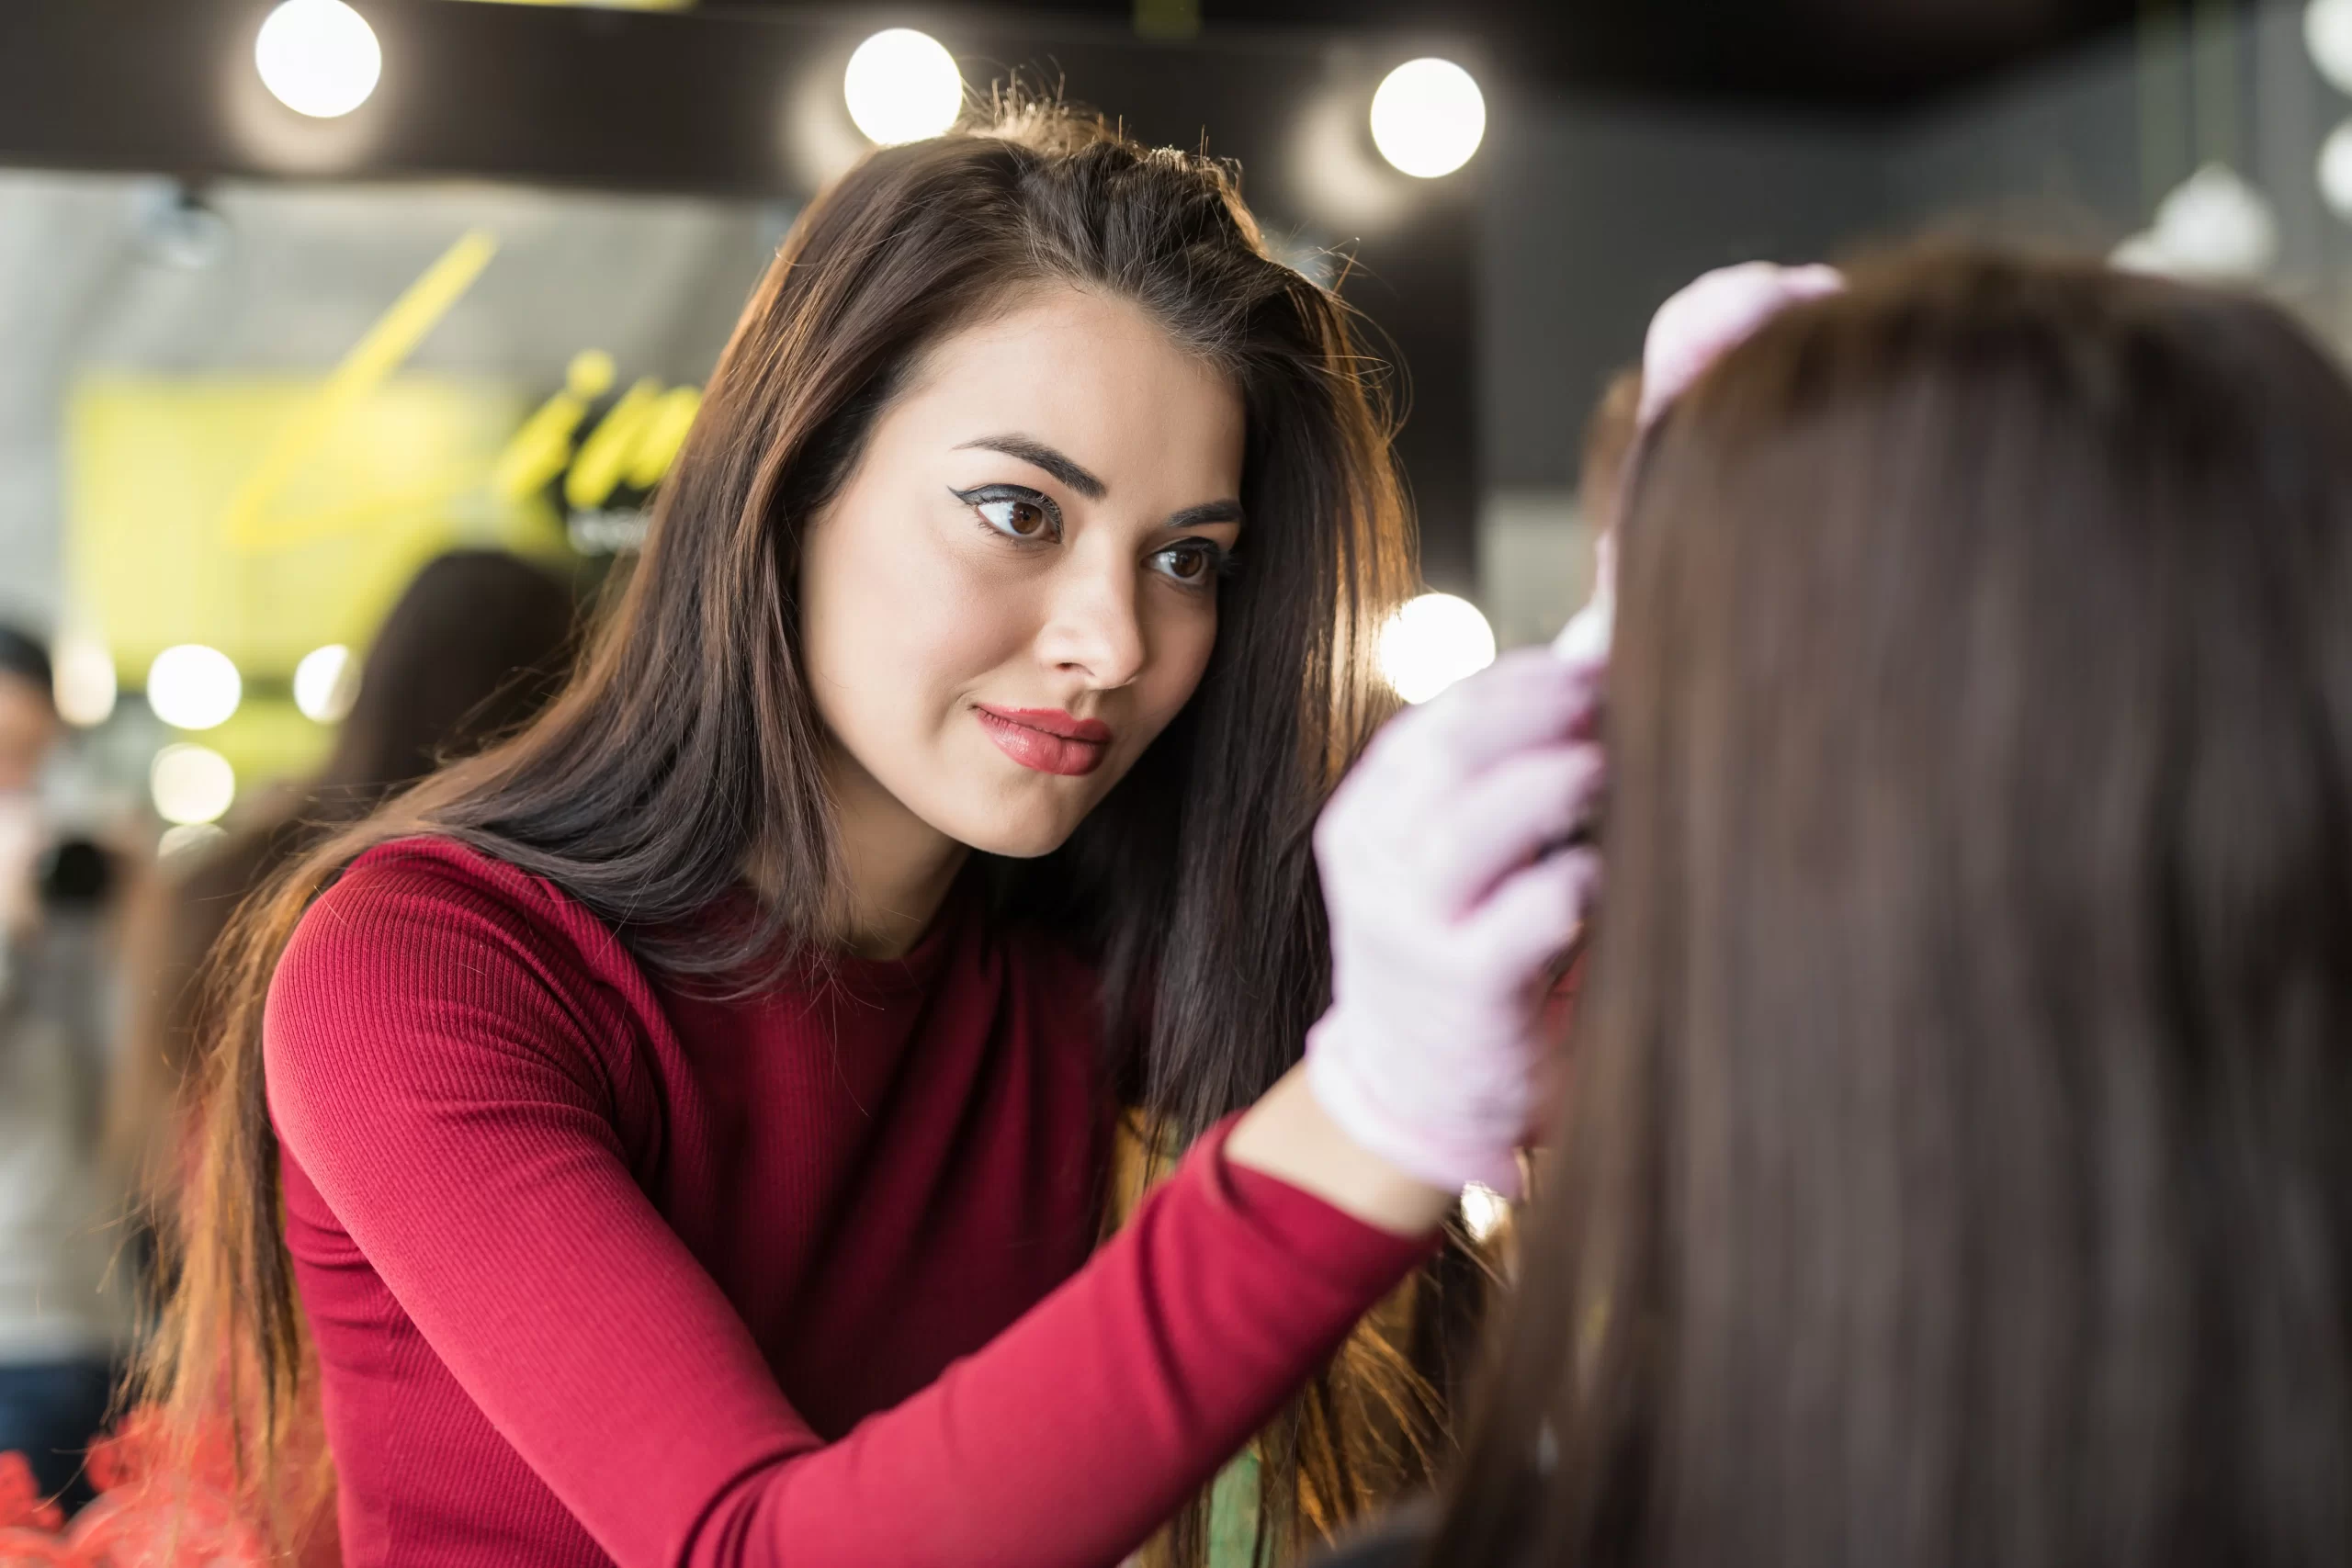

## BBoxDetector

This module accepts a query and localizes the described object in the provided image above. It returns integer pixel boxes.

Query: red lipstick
[975,705,1113,777]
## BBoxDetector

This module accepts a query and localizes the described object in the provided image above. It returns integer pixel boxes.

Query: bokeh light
[51,637,117,728]
[1461,1180,1510,1242]
[255,0,383,118]
[1378,592,1498,705]
[150,743,237,826]
[2309,0,2352,95]
[2320,118,2352,220]
[1370,59,1487,178]
[159,822,228,860]
[843,29,962,146]
[145,645,242,731]
[295,643,357,723]
[2151,163,2278,278]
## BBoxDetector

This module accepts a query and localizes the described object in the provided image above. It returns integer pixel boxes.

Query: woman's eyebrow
[955,434,1107,501]
[1164,500,1245,531]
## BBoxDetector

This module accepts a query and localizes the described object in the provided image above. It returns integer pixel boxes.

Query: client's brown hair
[1432,250,2352,1568]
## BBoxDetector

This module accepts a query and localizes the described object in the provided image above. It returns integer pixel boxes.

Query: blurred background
[0,0,2347,846]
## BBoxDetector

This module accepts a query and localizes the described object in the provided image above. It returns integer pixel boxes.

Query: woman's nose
[1033,553,1146,691]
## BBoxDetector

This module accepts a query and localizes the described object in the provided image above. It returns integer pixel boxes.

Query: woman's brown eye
[1153,543,1223,586]
[977,497,1050,537]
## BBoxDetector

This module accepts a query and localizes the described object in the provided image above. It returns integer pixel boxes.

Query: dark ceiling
[711,0,2212,109]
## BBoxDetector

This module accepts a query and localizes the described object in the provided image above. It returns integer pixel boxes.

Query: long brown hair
[1430,250,2352,1566]
[153,99,1478,1558]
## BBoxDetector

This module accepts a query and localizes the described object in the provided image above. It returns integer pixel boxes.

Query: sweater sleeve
[266,854,1430,1568]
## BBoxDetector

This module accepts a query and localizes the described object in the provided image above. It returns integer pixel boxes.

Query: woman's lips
[975,705,1112,777]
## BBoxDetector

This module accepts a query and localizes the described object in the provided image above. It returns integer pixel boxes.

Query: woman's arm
[1225,1065,1453,1235]
[267,857,1430,1568]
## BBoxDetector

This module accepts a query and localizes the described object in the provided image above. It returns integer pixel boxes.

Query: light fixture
[1377,592,1497,705]
[150,744,237,827]
[2151,162,2279,278]
[2321,118,2352,220]
[2310,0,2352,95]
[294,644,357,723]
[842,28,962,146]
[145,645,242,731]
[158,822,228,860]
[51,637,117,728]
[2109,229,2174,274]
[255,0,382,119]
[1370,58,1487,179]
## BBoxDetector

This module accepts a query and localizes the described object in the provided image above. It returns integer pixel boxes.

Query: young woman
[150,103,1601,1566]
[1333,248,2352,1566]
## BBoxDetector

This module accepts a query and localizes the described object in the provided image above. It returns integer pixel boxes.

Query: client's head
[1437,250,2352,1568]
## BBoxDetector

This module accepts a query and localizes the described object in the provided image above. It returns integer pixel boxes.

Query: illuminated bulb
[51,637,117,728]
[1370,59,1487,179]
[255,0,382,118]
[294,644,356,723]
[1461,1181,1510,1243]
[159,822,227,860]
[2109,229,2175,275]
[1378,592,1497,705]
[842,28,962,146]
[2151,163,2278,279]
[150,744,236,827]
[2311,0,2352,94]
[2321,118,2352,220]
[146,645,242,730]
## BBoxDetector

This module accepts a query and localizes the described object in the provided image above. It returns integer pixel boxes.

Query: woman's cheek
[835,520,1031,704]
[1135,596,1220,737]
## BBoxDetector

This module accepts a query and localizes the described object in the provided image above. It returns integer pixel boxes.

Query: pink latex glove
[1306,649,1605,1197]
[1634,260,1844,426]
[1553,260,1843,663]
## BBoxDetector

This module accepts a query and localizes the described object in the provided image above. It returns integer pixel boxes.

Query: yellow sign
[492,351,702,554]
[62,224,706,792]
[68,373,545,676]
[223,230,502,553]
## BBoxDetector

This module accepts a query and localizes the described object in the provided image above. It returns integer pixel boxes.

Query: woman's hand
[1230,651,1604,1225]
[1635,260,1844,426]
[1234,264,1843,1232]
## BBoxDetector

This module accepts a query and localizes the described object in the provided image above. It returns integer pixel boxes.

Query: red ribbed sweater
[265,839,1429,1568]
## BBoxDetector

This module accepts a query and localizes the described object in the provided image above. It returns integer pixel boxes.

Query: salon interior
[1,0,2349,1562]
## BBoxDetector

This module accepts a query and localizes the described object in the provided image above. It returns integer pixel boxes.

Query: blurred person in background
[0,626,134,1514]
[1322,248,2352,1568]
[111,550,576,1245]
[141,97,1601,1568]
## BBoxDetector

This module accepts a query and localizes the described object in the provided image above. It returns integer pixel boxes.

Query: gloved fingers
[1459,843,1603,980]
[1419,742,1606,913]
[1638,261,1845,426]
[1551,592,1613,666]
[1362,648,1600,793]
[1323,649,1603,897]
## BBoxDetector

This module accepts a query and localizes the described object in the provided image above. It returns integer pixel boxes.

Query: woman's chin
[949,812,1085,861]
[917,746,1120,860]
[922,782,1097,861]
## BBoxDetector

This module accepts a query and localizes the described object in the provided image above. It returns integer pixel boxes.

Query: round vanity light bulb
[1370,58,1487,179]
[1378,592,1498,705]
[843,28,963,146]
[146,645,243,731]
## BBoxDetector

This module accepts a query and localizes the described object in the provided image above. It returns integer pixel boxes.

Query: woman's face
[799,286,1247,859]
